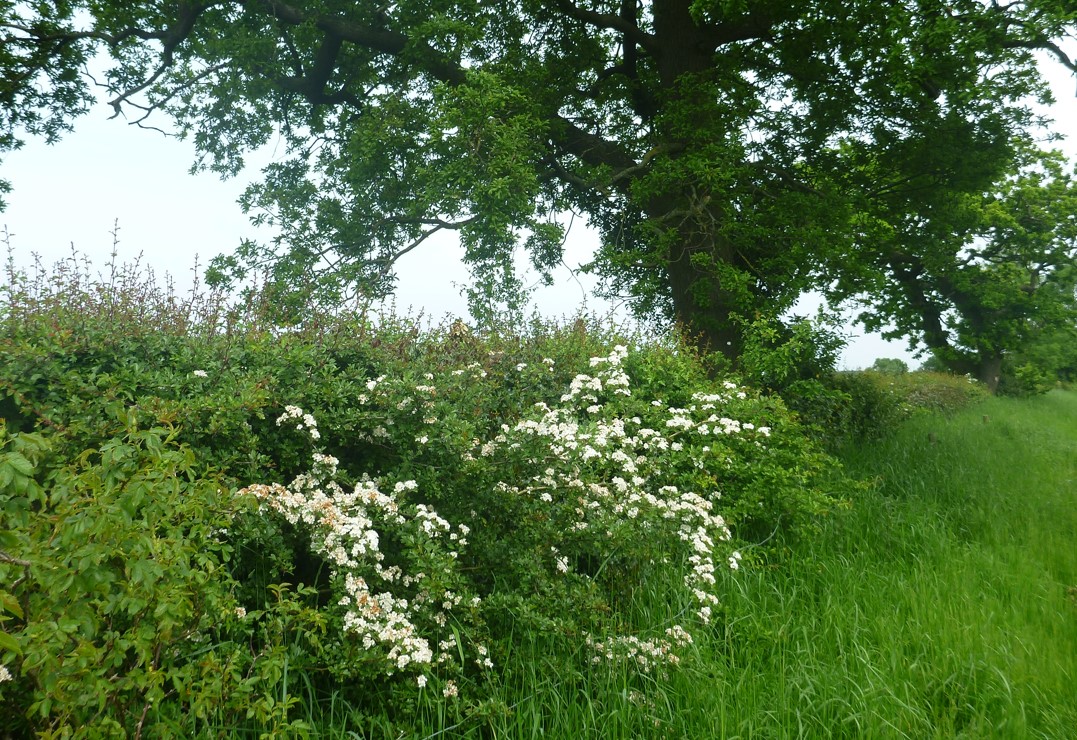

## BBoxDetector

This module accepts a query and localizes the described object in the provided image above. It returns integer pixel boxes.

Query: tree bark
[646,0,748,359]
[977,354,1003,393]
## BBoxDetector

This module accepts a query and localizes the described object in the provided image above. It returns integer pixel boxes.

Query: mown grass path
[691,390,1077,739]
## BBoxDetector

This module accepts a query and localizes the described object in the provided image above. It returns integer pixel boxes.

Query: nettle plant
[241,343,831,691]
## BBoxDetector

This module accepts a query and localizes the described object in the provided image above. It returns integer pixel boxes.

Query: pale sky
[2,49,1075,370]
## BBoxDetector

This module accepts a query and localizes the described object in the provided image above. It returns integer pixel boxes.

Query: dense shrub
[887,370,990,413]
[0,425,320,737]
[785,370,990,447]
[0,258,847,734]
[735,312,845,393]
[997,358,1056,396]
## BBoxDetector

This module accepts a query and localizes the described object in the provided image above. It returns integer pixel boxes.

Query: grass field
[436,391,1077,739]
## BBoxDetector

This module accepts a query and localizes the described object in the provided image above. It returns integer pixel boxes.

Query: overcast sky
[2,51,1075,370]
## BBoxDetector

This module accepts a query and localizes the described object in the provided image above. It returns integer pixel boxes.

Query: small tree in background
[870,357,909,375]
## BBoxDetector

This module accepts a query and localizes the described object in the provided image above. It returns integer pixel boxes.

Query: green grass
[693,390,1077,739]
[410,391,1077,738]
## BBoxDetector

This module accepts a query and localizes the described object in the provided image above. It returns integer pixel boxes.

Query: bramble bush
[1,253,846,734]
[0,423,323,738]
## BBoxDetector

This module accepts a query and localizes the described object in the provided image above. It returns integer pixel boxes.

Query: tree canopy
[833,144,1077,391]
[2,1,1076,360]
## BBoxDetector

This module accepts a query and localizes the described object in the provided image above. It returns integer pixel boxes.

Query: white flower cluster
[277,404,321,440]
[560,345,632,404]
[585,626,694,672]
[490,347,760,607]
[241,411,476,676]
[472,344,762,658]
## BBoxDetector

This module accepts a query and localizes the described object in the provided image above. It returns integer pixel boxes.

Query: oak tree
[835,145,1077,392]
[2,1,1075,356]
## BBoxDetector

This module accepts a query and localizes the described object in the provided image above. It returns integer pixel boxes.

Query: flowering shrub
[2,260,845,731]
[231,341,838,703]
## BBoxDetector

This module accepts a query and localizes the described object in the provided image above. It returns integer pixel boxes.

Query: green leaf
[0,591,23,619]
[0,629,22,655]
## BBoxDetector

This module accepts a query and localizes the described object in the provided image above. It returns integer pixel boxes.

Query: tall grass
[689,391,1076,739]
[411,392,1077,738]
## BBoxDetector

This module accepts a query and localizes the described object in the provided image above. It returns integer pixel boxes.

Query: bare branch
[368,215,481,284]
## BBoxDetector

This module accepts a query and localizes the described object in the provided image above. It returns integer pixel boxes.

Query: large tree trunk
[648,0,747,360]
[977,354,1003,394]
[649,196,746,360]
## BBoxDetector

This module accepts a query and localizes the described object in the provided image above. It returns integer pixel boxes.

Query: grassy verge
[693,390,1077,739]
[371,390,1076,739]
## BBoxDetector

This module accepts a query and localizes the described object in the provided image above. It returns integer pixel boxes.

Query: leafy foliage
[0,254,845,734]
[2,1,1074,354]
[870,357,909,375]
[835,145,1077,392]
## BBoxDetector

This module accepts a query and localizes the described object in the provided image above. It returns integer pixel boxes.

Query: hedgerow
[784,370,990,449]
[0,257,847,734]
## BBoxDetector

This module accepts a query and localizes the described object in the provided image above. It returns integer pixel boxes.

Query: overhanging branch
[546,0,658,54]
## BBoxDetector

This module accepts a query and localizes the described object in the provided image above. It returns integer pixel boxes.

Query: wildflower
[234,606,247,619]
[416,675,428,688]
[192,369,208,378]
[0,664,11,683]
[443,680,458,698]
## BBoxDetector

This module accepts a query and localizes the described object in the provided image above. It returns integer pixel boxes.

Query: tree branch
[366,215,480,286]
[546,0,658,54]
[106,2,222,119]
[1005,37,1077,76]
[258,0,467,85]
